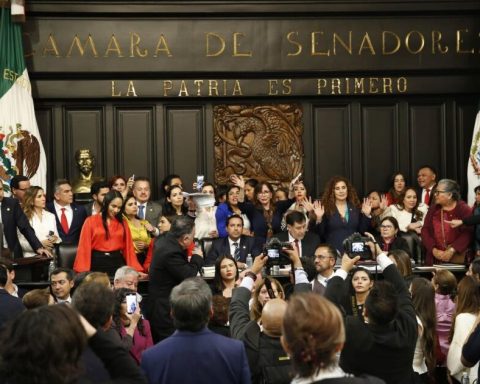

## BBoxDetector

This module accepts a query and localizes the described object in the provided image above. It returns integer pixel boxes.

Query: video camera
[264,238,292,268]
[343,232,372,260]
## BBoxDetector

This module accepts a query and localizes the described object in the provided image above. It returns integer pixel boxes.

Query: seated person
[206,214,260,268]
[50,267,75,304]
[211,255,239,298]
[22,288,54,309]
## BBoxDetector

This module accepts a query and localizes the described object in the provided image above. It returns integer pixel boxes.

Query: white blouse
[18,209,61,257]
[382,203,428,233]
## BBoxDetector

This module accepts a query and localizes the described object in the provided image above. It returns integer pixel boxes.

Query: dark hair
[245,178,259,190]
[51,268,74,282]
[53,179,71,194]
[0,305,87,384]
[0,256,14,272]
[215,184,228,203]
[396,187,424,220]
[417,165,437,177]
[301,257,317,282]
[365,280,398,325]
[387,172,407,203]
[388,249,413,277]
[454,276,480,318]
[283,293,345,377]
[321,176,361,216]
[72,282,115,328]
[169,216,195,239]
[380,216,400,231]
[91,180,110,197]
[201,182,216,194]
[209,295,230,327]
[274,187,289,201]
[112,288,146,336]
[410,277,436,374]
[163,184,187,216]
[316,243,339,262]
[10,175,29,190]
[226,213,244,227]
[0,265,7,286]
[132,176,151,188]
[22,288,52,309]
[285,210,306,226]
[101,190,124,239]
[213,255,239,293]
[170,277,212,331]
[254,182,275,208]
[469,258,480,280]
[433,269,457,296]
[226,184,241,209]
[160,174,182,197]
[121,193,137,218]
[108,175,127,189]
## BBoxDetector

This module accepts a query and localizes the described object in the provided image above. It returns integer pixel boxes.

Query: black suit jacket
[1,197,42,258]
[147,233,204,342]
[0,288,25,330]
[47,202,87,245]
[273,231,321,258]
[206,235,260,265]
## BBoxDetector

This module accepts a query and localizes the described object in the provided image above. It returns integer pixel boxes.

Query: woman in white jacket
[447,276,480,383]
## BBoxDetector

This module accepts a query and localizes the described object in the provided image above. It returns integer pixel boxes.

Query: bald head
[261,298,287,337]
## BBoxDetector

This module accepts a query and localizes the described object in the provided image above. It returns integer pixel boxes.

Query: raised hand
[361,198,372,217]
[313,200,325,222]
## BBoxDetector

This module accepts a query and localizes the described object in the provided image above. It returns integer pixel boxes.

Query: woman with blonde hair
[282,292,384,383]
[250,276,285,322]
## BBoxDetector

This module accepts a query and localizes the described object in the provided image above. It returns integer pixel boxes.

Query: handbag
[440,210,467,264]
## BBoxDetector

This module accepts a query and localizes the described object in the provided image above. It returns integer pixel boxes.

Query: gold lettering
[104,34,124,57]
[193,80,204,96]
[42,34,61,57]
[66,34,99,58]
[163,80,173,96]
[154,35,173,57]
[382,31,401,55]
[431,31,448,54]
[358,33,375,55]
[405,31,425,54]
[383,78,393,94]
[178,80,189,96]
[286,31,302,56]
[345,78,350,94]
[282,79,292,95]
[369,77,379,93]
[130,32,148,58]
[456,29,474,54]
[233,33,252,57]
[232,80,243,96]
[317,79,327,95]
[208,80,219,96]
[397,77,407,93]
[111,80,121,97]
[331,78,341,95]
[206,33,226,57]
[354,78,365,94]
[126,81,137,97]
[333,32,352,55]
[268,80,278,95]
[311,32,330,56]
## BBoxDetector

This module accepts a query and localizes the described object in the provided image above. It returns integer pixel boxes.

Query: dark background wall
[26,1,480,199]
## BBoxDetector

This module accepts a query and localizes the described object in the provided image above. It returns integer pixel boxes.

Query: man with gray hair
[113,266,140,292]
[147,216,204,342]
[141,278,250,384]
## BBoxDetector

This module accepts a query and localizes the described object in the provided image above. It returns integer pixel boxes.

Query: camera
[343,233,372,260]
[264,238,292,268]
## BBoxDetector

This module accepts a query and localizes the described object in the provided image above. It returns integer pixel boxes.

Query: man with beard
[311,244,337,295]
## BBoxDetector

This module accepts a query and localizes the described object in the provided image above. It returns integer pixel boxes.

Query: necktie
[60,208,69,234]
[233,242,240,260]
[324,278,329,286]
[138,205,145,220]
[294,239,300,257]
[424,188,431,205]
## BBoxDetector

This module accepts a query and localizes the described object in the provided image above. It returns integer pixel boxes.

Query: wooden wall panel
[114,107,155,183]
[64,108,105,181]
[35,107,55,192]
[165,107,204,188]
[361,105,398,194]
[312,104,350,193]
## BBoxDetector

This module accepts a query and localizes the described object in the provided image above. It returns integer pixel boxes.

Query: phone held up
[126,293,138,314]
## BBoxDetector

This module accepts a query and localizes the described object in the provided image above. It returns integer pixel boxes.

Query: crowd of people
[0,166,479,383]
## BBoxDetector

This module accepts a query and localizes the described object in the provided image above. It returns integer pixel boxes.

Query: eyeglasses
[315,255,334,260]
[434,190,447,195]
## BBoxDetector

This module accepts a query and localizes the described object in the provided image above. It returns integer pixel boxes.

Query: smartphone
[47,230,55,241]
[126,293,137,314]
[196,175,204,192]
[131,174,135,181]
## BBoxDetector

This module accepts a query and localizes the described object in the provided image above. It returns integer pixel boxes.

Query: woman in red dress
[74,190,145,276]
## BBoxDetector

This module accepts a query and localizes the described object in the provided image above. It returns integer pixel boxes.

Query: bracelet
[294,267,304,271]
[244,271,257,282]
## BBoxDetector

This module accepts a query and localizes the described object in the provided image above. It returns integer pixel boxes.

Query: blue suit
[46,202,87,245]
[141,328,251,384]
[0,288,24,330]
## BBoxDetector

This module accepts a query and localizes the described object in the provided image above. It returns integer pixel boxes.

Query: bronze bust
[71,149,99,193]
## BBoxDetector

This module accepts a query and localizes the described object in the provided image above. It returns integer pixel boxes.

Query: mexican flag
[468,109,480,205]
[0,6,47,193]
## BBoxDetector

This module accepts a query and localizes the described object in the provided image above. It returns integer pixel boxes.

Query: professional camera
[343,233,372,260]
[264,238,292,268]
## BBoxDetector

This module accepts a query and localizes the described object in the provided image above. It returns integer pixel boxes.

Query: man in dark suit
[85,181,110,216]
[325,251,417,384]
[416,165,437,206]
[0,186,50,258]
[0,265,24,330]
[10,175,30,205]
[142,277,250,384]
[133,177,162,236]
[148,216,204,342]
[206,214,260,267]
[47,179,87,245]
[273,210,321,258]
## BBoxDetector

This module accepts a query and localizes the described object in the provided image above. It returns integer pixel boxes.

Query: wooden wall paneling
[301,103,315,198]
[53,104,65,182]
[361,103,398,195]
[396,101,411,183]
[204,104,215,184]
[104,104,114,179]
[312,103,351,195]
[408,102,446,180]
[155,102,167,196]
[350,102,363,192]
[35,106,55,193]
[114,106,155,185]
[165,106,204,189]
[64,107,105,181]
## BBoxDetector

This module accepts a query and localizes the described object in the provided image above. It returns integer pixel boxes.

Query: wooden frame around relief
[213,104,304,188]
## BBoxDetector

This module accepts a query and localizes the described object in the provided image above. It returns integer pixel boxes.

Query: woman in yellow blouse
[122,193,155,265]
